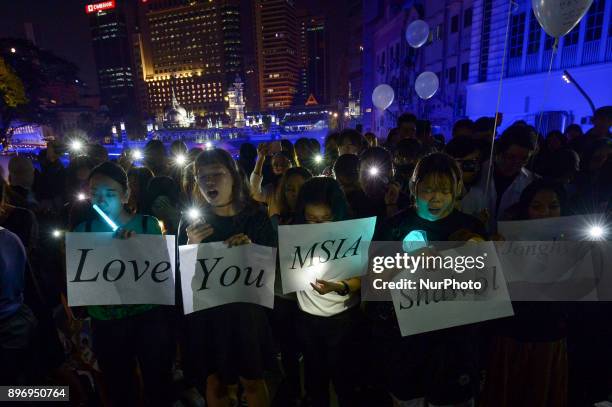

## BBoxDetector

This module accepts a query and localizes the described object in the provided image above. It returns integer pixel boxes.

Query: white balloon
[532,0,593,38]
[414,71,439,100]
[405,20,430,48]
[372,84,395,110]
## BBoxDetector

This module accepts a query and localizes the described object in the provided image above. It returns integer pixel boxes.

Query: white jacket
[460,161,537,233]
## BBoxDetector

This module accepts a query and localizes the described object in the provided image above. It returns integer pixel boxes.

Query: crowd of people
[1,105,611,407]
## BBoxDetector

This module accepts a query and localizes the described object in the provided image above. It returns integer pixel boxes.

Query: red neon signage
[85,0,116,14]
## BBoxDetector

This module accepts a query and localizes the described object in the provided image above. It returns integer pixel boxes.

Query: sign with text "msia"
[179,242,276,314]
[278,217,377,294]
[66,233,176,306]
[85,0,116,14]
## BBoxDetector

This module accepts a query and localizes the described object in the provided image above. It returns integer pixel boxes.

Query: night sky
[0,0,99,93]
[0,0,331,98]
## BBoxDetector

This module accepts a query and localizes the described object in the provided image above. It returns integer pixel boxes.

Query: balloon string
[535,37,559,138]
[483,0,514,206]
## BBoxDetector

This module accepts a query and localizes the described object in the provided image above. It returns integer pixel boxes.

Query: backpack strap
[141,215,149,234]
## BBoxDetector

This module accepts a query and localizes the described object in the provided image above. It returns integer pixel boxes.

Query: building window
[464,8,473,28]
[448,66,457,83]
[564,25,580,46]
[461,62,469,81]
[451,15,459,33]
[585,0,605,42]
[509,13,526,58]
[479,0,493,82]
[527,12,541,54]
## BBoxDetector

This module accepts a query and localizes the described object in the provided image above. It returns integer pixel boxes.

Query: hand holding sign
[310,279,344,295]
[115,228,136,239]
[225,233,252,247]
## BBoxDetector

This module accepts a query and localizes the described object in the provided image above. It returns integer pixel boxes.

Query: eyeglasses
[457,159,479,172]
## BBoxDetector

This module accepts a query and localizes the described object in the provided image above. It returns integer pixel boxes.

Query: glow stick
[92,204,119,232]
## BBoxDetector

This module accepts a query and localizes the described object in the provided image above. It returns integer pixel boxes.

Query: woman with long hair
[181,149,275,407]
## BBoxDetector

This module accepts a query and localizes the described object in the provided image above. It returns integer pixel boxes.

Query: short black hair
[517,178,567,219]
[338,129,363,147]
[594,106,612,120]
[395,138,425,160]
[474,117,495,133]
[295,177,349,223]
[333,153,360,182]
[416,120,431,138]
[452,119,474,137]
[410,152,462,198]
[397,113,417,128]
[496,125,537,154]
[445,137,485,159]
[89,161,128,192]
[144,139,167,156]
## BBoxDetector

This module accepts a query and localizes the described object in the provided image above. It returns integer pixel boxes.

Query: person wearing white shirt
[292,177,362,407]
[459,126,538,233]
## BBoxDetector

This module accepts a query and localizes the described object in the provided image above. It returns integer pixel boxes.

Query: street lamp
[562,70,596,115]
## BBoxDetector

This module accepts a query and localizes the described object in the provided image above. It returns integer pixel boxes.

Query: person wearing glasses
[444,136,488,221]
[453,126,538,233]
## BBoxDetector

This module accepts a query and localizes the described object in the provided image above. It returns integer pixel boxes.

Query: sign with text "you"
[179,242,277,314]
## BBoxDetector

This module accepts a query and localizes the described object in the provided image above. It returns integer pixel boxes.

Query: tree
[0,56,28,148]
[0,38,81,147]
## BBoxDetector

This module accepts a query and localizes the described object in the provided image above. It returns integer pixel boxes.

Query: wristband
[338,281,350,296]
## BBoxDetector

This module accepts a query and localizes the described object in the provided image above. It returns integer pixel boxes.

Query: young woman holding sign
[372,152,487,407]
[73,161,175,407]
[481,179,570,407]
[183,148,275,407]
[292,176,363,407]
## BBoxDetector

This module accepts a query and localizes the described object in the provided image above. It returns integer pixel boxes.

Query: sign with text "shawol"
[179,242,277,314]
[278,217,377,294]
[66,233,176,306]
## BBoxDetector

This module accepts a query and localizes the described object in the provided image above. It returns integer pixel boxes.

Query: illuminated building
[140,0,243,120]
[86,0,137,117]
[297,13,328,105]
[259,0,300,110]
[362,0,612,137]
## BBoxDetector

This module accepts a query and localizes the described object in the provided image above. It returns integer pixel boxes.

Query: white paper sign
[498,214,605,241]
[391,242,514,336]
[496,241,599,301]
[179,242,276,314]
[278,217,377,294]
[66,233,176,306]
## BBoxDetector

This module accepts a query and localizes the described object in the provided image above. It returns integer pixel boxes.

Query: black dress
[367,207,487,404]
[180,205,277,384]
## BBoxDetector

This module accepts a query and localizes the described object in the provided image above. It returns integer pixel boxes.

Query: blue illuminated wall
[466,0,612,133]
[361,0,612,138]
